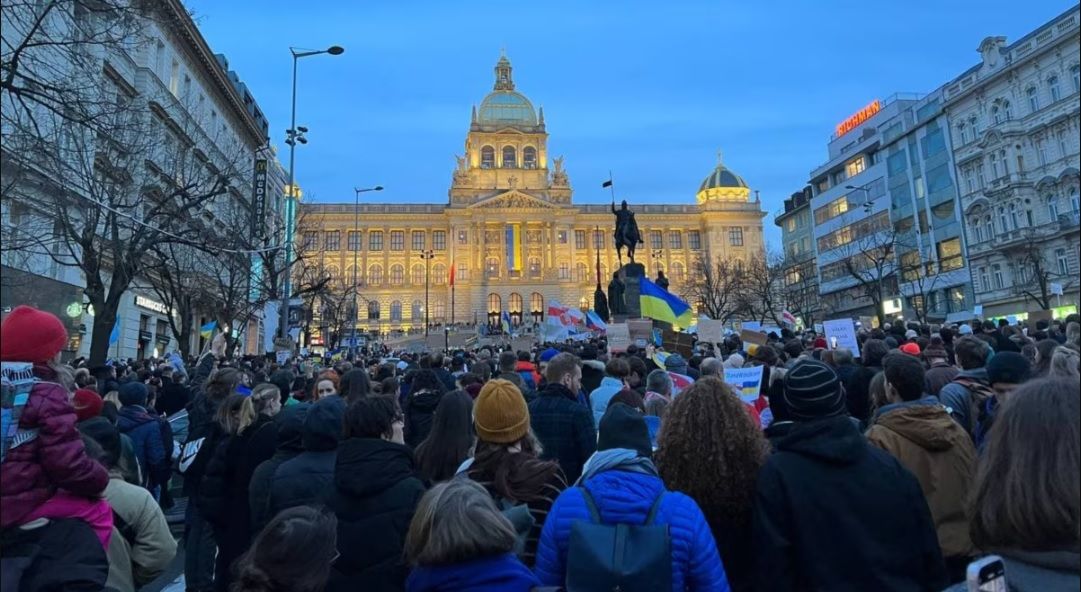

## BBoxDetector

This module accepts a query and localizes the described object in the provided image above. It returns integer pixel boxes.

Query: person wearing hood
[325,395,425,592]
[943,377,1080,592]
[403,369,446,448]
[529,353,596,484]
[115,381,172,493]
[866,353,976,583]
[267,395,344,517]
[751,359,947,592]
[249,403,309,534]
[534,403,729,591]
[404,479,541,592]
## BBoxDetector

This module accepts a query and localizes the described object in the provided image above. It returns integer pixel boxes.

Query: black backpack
[565,487,672,592]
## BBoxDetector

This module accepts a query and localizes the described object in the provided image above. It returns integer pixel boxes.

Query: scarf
[577,448,657,485]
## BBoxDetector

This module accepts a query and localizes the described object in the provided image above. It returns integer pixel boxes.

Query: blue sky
[187,0,1074,248]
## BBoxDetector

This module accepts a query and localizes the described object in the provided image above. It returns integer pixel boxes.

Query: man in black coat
[267,397,342,517]
[528,353,596,483]
[752,359,947,592]
[249,403,309,533]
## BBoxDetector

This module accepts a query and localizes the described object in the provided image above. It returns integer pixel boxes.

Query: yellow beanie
[474,379,530,444]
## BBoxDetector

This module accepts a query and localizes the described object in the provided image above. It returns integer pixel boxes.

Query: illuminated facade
[300,55,766,338]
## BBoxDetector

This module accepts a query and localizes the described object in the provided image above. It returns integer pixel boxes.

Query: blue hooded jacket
[534,469,730,592]
[406,553,540,592]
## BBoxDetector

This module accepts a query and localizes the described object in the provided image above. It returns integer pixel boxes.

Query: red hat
[0,305,69,363]
[813,337,828,349]
[900,342,921,356]
[73,389,104,422]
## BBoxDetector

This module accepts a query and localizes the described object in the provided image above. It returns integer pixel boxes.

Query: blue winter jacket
[534,469,730,592]
[116,405,168,488]
[406,553,541,592]
[589,377,624,427]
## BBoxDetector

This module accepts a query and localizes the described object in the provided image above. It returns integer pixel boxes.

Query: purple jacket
[0,373,109,528]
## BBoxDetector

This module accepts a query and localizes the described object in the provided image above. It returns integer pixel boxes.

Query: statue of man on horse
[612,199,643,266]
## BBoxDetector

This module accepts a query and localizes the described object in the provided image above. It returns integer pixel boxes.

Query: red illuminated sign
[835,100,882,137]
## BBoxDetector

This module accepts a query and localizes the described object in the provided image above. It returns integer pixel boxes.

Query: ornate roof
[475,54,538,128]
[699,164,749,192]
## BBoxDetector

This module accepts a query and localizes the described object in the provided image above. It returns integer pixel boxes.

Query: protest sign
[275,350,291,365]
[697,319,725,344]
[740,329,769,346]
[628,319,653,342]
[607,323,630,353]
[1028,309,1053,325]
[822,318,860,358]
[724,365,764,404]
[742,321,762,333]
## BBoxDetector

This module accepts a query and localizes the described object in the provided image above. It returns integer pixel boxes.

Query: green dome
[699,165,748,192]
[477,91,537,126]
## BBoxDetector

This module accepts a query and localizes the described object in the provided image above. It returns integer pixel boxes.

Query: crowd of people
[1,303,1079,592]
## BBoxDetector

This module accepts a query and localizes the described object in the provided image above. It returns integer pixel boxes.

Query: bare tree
[832,216,897,327]
[144,243,208,357]
[781,260,820,328]
[739,251,787,326]
[682,253,745,325]
[1015,229,1072,310]
[896,237,946,325]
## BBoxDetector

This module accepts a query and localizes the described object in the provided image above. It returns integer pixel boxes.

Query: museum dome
[477,91,537,126]
[698,163,749,192]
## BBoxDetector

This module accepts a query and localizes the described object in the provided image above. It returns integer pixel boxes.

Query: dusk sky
[187,0,1074,248]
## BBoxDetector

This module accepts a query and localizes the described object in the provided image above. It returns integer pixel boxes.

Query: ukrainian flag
[199,320,217,338]
[639,276,693,327]
[505,224,522,271]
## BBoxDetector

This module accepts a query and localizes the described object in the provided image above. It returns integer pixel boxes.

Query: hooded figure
[267,397,343,517]
[249,403,310,533]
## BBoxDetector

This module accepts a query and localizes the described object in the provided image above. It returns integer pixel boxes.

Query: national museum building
[299,55,766,334]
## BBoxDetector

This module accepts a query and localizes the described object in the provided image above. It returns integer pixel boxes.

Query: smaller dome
[477,91,537,126]
[699,164,748,192]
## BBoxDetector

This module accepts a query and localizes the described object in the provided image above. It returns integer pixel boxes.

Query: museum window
[671,261,685,283]
[368,300,380,320]
[390,301,402,322]
[558,230,568,244]
[668,231,682,249]
[486,257,499,279]
[559,262,570,280]
[324,231,340,250]
[575,230,586,249]
[523,146,537,169]
[432,263,446,284]
[688,231,701,250]
[412,300,423,321]
[729,227,744,247]
[593,230,604,249]
[302,231,317,249]
[369,265,383,285]
[411,264,424,285]
[390,231,405,251]
[458,229,468,244]
[502,146,516,168]
[1048,75,1061,103]
[487,293,501,313]
[390,264,404,285]
[481,146,494,169]
[528,258,541,278]
[576,262,588,281]
[411,231,425,251]
[432,231,446,250]
[369,231,383,251]
[433,300,446,321]
[347,231,361,251]
[456,263,469,282]
[651,230,663,250]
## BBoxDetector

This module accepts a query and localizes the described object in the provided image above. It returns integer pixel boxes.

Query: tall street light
[418,249,435,337]
[350,185,383,359]
[279,44,345,343]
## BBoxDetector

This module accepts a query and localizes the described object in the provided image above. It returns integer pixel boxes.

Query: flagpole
[607,171,616,203]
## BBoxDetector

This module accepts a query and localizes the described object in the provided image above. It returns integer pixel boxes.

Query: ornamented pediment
[469,190,558,210]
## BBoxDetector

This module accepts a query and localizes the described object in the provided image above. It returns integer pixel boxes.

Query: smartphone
[967,555,1007,592]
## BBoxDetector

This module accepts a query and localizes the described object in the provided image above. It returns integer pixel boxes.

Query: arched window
[528,257,541,278]
[411,264,425,285]
[411,300,423,321]
[1046,193,1060,221]
[368,264,383,285]
[969,115,980,137]
[367,300,380,320]
[523,146,537,169]
[991,104,1002,124]
[390,300,402,322]
[671,261,685,283]
[1027,86,1039,112]
[432,263,446,285]
[432,300,446,321]
[481,146,495,169]
[531,292,544,314]
[346,264,360,287]
[1048,75,1061,102]
[575,262,588,282]
[487,293,501,313]
[390,264,404,285]
[502,146,516,168]
[509,292,523,313]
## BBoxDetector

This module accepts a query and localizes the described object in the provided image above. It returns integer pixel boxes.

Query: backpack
[565,487,672,592]
[973,396,999,451]
[1,363,37,464]
[952,376,996,434]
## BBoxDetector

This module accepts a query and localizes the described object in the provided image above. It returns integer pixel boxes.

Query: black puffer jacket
[404,389,442,449]
[249,403,309,534]
[267,397,342,518]
[325,438,426,592]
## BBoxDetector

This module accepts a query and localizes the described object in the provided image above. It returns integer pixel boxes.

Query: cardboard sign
[724,365,764,404]
[698,319,725,344]
[822,318,861,358]
[607,323,631,353]
[628,319,654,342]
[661,331,696,358]
[740,329,769,346]
[1028,309,1053,325]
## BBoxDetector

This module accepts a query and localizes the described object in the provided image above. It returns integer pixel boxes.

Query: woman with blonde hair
[656,377,769,592]
[1049,346,1080,379]
[404,479,541,592]
[198,383,283,591]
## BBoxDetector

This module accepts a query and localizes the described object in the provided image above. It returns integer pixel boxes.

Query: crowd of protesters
[1,303,1078,591]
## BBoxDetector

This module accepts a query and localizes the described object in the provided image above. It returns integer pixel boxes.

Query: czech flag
[639,276,693,327]
[200,320,217,338]
[586,310,607,332]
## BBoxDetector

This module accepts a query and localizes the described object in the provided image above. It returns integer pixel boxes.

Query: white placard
[698,319,725,344]
[973,304,984,317]
[275,350,291,365]
[742,321,762,333]
[724,365,764,403]
[822,318,861,358]
[607,323,630,353]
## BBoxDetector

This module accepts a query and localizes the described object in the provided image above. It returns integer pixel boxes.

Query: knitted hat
[474,379,529,444]
[0,305,68,363]
[923,346,948,360]
[813,337,827,349]
[539,348,560,363]
[664,353,688,374]
[900,342,921,356]
[73,389,104,422]
[783,359,846,420]
[986,351,1032,386]
[597,403,652,459]
[117,381,149,407]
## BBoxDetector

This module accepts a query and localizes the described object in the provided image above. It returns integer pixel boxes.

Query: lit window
[390,231,404,251]
[523,147,537,169]
[844,156,866,178]
[502,146,516,168]
[937,238,963,271]
[481,146,495,169]
[411,231,425,251]
[369,231,383,251]
[433,231,446,250]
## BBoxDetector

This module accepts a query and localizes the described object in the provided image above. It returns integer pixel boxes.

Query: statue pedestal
[620,263,645,319]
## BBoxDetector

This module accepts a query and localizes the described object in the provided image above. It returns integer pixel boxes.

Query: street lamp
[279,45,345,343]
[418,249,435,337]
[348,185,383,358]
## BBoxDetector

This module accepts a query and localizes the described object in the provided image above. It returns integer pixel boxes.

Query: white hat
[958,325,973,335]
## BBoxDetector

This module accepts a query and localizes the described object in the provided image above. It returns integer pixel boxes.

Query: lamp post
[278,45,345,343]
[418,249,435,337]
[349,185,383,359]
[444,325,450,353]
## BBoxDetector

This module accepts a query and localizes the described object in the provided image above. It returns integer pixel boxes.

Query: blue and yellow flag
[199,320,217,338]
[639,276,693,327]
[330,349,343,362]
[505,224,522,271]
